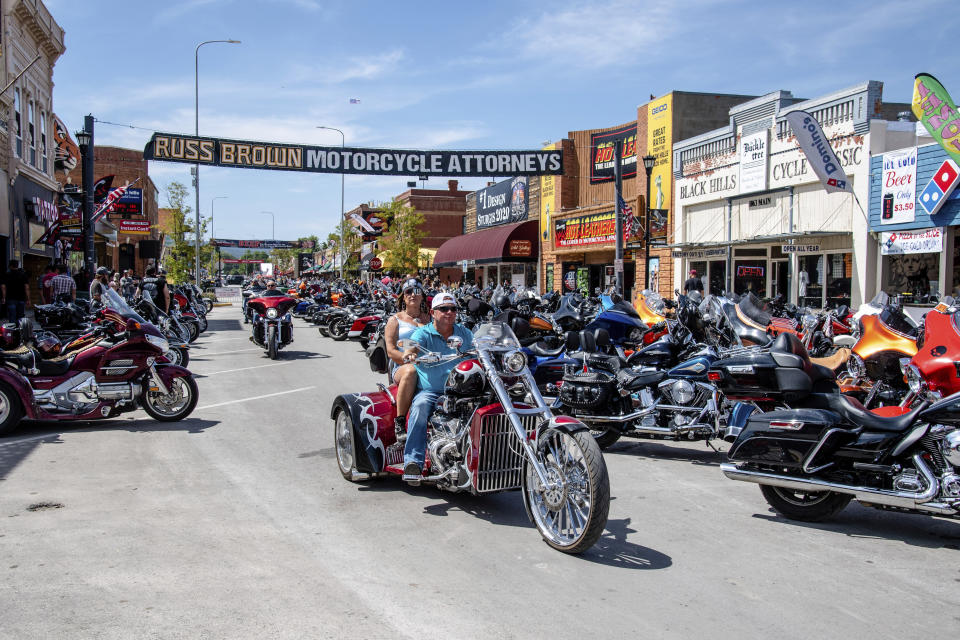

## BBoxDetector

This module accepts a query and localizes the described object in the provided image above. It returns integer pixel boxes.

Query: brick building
[65,146,162,275]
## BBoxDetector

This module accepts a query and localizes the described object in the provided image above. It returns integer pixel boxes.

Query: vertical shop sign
[590,124,637,183]
[880,147,917,225]
[539,143,557,249]
[739,130,768,194]
[647,94,672,241]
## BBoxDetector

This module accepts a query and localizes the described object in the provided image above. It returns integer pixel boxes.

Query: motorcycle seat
[826,393,926,433]
[617,368,665,390]
[738,293,772,327]
[527,341,566,358]
[36,353,75,376]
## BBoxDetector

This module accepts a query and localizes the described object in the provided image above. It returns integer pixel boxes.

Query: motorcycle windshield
[102,288,147,324]
[642,290,666,315]
[473,322,521,350]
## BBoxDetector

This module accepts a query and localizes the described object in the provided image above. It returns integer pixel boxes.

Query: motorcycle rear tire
[0,381,25,436]
[333,407,372,482]
[330,319,349,341]
[187,322,200,343]
[759,484,851,522]
[141,375,199,422]
[164,346,190,368]
[522,429,610,554]
[204,299,213,313]
[590,426,621,450]
[267,325,279,360]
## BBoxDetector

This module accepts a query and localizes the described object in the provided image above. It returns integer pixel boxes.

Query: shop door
[734,260,766,298]
[119,243,135,272]
[708,260,726,295]
[771,260,789,301]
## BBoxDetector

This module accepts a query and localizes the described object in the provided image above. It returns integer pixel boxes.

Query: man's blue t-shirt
[410,322,474,392]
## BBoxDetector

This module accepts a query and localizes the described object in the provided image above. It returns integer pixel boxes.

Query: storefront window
[798,255,823,308]
[734,260,766,297]
[690,260,707,289]
[883,252,940,304]
[826,253,852,308]
[708,260,726,295]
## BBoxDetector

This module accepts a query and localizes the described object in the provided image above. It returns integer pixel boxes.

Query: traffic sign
[369,257,382,270]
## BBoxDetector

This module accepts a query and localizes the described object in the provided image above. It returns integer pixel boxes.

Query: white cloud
[284,49,405,85]
[152,0,225,25]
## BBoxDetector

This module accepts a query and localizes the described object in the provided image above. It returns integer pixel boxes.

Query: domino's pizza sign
[918,159,960,216]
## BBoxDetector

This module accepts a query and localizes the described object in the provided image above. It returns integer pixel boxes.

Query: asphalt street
[0,306,957,639]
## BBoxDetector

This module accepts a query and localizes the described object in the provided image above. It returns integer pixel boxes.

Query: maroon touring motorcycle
[0,289,198,436]
[331,322,610,554]
[247,293,297,359]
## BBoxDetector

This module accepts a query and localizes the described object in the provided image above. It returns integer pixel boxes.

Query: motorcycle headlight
[901,360,923,394]
[146,334,169,353]
[846,353,865,380]
[503,350,526,374]
[802,314,818,328]
[266,308,278,319]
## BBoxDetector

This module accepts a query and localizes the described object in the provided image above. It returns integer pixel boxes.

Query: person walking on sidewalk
[50,264,76,302]
[1,260,31,322]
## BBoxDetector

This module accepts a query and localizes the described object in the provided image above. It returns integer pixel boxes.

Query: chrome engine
[32,371,141,414]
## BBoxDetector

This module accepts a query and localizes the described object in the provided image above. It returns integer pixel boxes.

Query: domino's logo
[827,178,847,189]
[919,159,960,216]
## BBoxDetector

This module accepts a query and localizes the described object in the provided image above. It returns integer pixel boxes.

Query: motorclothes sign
[590,123,637,184]
[785,110,853,193]
[880,147,918,225]
[554,211,615,248]
[144,132,563,177]
[880,227,943,255]
[476,177,528,229]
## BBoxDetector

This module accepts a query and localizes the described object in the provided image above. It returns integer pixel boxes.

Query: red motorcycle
[0,289,198,436]
[247,292,296,359]
[331,322,610,554]
[898,297,960,410]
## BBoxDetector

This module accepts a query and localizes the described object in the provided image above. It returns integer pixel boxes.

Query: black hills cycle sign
[144,132,563,177]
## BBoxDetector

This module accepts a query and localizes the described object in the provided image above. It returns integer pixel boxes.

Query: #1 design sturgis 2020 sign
[144,132,563,177]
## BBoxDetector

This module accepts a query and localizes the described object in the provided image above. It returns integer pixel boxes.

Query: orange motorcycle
[841,299,918,406]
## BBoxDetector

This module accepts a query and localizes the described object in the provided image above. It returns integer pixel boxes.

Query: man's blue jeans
[403,390,442,468]
[6,300,25,323]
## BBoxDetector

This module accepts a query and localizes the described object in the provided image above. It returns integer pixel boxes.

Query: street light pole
[642,154,656,290]
[317,126,345,279]
[260,211,275,240]
[75,116,95,281]
[195,38,240,284]
[211,196,227,283]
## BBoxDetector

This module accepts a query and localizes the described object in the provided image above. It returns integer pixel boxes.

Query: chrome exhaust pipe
[721,454,954,515]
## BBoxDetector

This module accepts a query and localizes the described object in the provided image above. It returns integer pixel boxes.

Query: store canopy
[433,220,538,267]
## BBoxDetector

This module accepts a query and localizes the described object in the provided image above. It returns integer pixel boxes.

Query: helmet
[96,266,109,276]
[445,359,485,396]
[494,294,510,310]
[36,334,62,358]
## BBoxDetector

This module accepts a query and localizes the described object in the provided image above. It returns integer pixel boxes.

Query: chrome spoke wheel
[335,409,355,478]
[146,377,191,417]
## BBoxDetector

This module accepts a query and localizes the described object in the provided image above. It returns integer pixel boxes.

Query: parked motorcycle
[331,322,610,553]
[0,289,198,436]
[248,292,296,359]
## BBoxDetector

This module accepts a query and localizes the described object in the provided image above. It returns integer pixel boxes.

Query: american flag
[91,177,141,223]
[618,194,638,244]
[349,98,361,104]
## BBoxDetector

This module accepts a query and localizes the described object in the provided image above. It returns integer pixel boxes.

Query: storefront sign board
[554,211,615,248]
[671,248,727,259]
[118,220,151,235]
[647,95,673,240]
[539,143,558,249]
[508,239,532,257]
[880,147,917,225]
[880,227,942,255]
[781,244,821,253]
[918,158,960,216]
[476,177,528,229]
[590,124,637,184]
[739,130,768,194]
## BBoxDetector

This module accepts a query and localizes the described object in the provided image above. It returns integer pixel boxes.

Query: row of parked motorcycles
[311,279,960,555]
[0,283,211,436]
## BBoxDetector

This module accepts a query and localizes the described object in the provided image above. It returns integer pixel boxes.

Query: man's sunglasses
[403,287,423,295]
[434,306,457,313]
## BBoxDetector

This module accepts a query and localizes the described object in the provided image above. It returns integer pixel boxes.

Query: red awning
[433,220,539,267]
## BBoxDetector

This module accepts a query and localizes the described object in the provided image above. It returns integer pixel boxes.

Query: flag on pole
[91,177,141,223]
[785,109,852,193]
[913,72,960,164]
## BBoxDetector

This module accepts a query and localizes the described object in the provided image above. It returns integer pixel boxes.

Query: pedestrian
[683,269,704,295]
[41,264,57,303]
[110,271,121,292]
[89,267,111,304]
[1,259,31,322]
[120,269,136,298]
[50,264,76,302]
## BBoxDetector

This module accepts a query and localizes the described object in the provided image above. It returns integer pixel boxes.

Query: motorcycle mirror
[446,336,463,351]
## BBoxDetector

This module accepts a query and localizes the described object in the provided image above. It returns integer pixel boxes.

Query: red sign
[554,211,616,248]
[369,256,383,270]
[119,219,151,235]
[508,239,532,257]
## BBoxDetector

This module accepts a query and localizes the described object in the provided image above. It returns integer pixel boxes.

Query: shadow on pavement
[607,439,727,467]
[581,517,673,570]
[0,417,219,479]
[204,319,243,332]
[750,504,960,550]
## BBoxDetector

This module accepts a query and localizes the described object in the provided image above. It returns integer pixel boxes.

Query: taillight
[708,371,722,382]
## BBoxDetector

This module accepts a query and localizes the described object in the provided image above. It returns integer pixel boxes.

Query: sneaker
[402,462,422,485]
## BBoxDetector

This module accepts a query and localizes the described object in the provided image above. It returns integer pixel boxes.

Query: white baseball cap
[431,292,457,309]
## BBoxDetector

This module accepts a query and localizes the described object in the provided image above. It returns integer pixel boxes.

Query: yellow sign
[647,94,673,240]
[540,142,558,250]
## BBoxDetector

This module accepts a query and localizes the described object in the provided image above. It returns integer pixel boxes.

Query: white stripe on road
[194,386,315,411]
[194,348,262,356]
[201,362,289,376]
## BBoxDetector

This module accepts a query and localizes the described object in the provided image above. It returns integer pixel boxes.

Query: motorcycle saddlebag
[559,368,616,410]
[728,408,855,469]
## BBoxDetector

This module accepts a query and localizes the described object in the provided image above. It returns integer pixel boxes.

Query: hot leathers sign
[590,123,638,184]
[476,177,528,229]
[144,132,563,177]
[554,211,615,248]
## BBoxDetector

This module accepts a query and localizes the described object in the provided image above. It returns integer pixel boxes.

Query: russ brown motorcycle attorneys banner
[144,132,563,177]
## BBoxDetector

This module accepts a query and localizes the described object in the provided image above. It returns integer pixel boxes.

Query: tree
[324,222,361,273]
[160,181,213,284]
[377,199,425,274]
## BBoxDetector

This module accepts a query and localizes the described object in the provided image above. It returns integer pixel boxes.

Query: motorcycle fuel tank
[668,355,713,379]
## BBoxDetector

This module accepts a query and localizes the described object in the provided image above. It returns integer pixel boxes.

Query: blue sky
[47,0,958,243]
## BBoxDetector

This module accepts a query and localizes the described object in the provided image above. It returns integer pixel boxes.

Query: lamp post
[642,154,656,290]
[195,38,241,284]
[317,126,345,279]
[211,196,227,283]
[260,211,275,240]
[74,117,94,281]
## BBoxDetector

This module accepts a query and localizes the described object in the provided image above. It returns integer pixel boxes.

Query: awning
[433,220,538,267]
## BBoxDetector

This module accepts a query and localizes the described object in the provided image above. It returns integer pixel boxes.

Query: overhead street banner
[144,132,563,177]
[212,238,308,249]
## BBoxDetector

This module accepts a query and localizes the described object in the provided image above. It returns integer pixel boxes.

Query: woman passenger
[384,279,431,434]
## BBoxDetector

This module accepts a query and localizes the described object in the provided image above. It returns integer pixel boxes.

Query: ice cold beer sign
[145,133,563,177]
